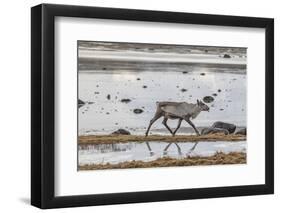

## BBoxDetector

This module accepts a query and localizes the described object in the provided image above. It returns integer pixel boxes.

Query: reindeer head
[197,99,209,112]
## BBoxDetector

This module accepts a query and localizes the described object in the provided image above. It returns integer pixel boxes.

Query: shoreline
[78,152,246,170]
[78,134,246,145]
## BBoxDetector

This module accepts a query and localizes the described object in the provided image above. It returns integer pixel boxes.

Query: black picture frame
[31,3,274,209]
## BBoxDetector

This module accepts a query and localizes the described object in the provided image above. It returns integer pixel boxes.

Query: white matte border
[55,17,265,196]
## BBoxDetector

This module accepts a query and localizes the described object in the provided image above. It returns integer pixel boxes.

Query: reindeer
[145,100,209,153]
[145,100,209,136]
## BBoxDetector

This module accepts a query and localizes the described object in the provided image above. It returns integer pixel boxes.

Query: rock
[218,89,221,92]
[182,71,188,74]
[94,92,99,94]
[107,94,111,100]
[136,78,141,81]
[200,73,206,76]
[181,88,187,92]
[235,128,247,135]
[201,127,229,135]
[212,93,217,96]
[121,98,131,103]
[142,85,147,88]
[111,129,131,135]
[203,96,214,103]
[88,102,94,104]
[223,54,231,58]
[78,99,85,108]
[211,121,236,134]
[133,108,143,114]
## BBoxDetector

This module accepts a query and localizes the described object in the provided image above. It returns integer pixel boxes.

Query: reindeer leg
[145,142,154,156]
[188,142,199,153]
[163,142,172,155]
[174,143,182,155]
[145,113,162,136]
[162,117,174,135]
[185,118,200,136]
[173,118,183,136]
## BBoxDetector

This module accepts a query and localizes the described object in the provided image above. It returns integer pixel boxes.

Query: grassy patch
[78,134,246,145]
[79,152,246,170]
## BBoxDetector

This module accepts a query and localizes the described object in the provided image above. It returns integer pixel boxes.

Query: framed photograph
[31,4,274,209]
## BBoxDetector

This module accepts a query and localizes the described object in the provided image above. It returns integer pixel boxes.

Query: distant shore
[78,152,246,170]
[78,134,246,145]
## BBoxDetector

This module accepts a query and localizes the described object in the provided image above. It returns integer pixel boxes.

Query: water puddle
[78,141,246,165]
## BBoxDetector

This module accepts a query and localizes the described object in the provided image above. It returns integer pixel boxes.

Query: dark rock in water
[78,99,85,105]
[203,96,214,103]
[133,108,144,114]
[111,129,131,135]
[211,121,236,134]
[200,73,206,76]
[235,128,246,135]
[107,94,111,100]
[212,93,217,97]
[181,88,187,92]
[223,54,231,58]
[121,98,131,103]
[182,71,188,74]
[142,85,147,88]
[78,99,85,108]
[201,127,229,135]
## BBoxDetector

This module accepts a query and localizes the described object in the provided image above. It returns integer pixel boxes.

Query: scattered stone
[94,92,99,94]
[121,98,131,103]
[102,67,107,70]
[218,89,221,92]
[201,127,229,135]
[88,101,94,104]
[136,78,141,81]
[203,96,214,103]
[235,128,247,135]
[220,109,224,111]
[111,129,131,135]
[200,73,206,76]
[142,85,147,88]
[211,121,236,134]
[107,94,111,100]
[223,54,231,58]
[181,88,187,92]
[212,93,217,97]
[133,108,144,114]
[106,112,110,115]
[182,71,188,74]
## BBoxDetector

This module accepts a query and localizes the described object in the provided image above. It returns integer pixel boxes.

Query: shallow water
[78,141,246,165]
[79,70,246,135]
